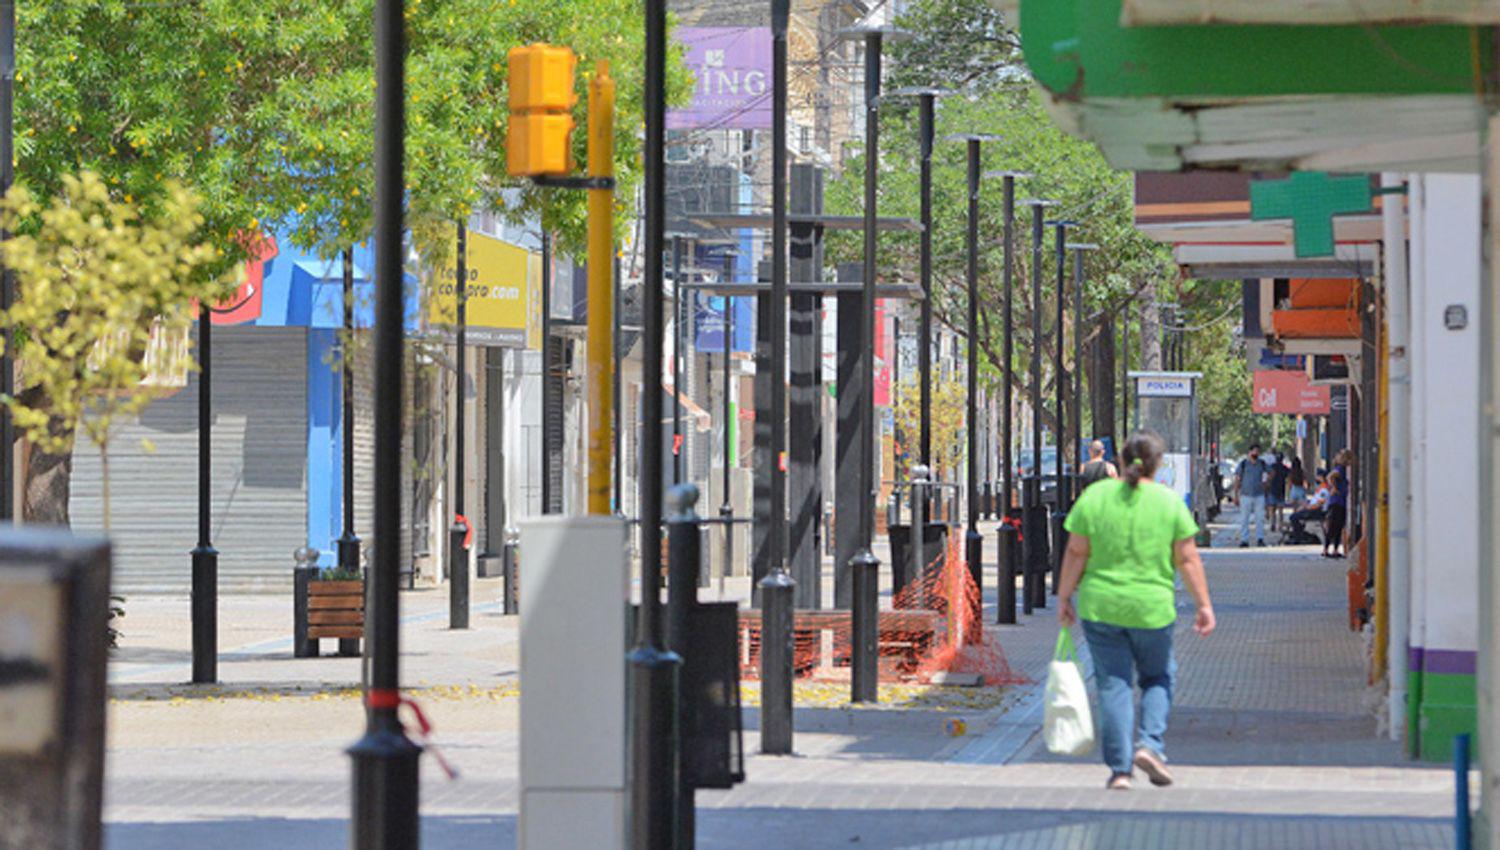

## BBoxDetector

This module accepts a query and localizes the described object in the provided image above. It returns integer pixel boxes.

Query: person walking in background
[1079,439,1118,492]
[1057,430,1216,791]
[1233,444,1270,547]
[1265,449,1289,534]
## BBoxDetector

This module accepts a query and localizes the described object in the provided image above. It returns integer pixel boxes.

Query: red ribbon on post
[365,688,460,780]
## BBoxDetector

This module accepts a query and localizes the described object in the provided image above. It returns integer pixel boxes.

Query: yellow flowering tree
[892,374,969,484]
[0,172,233,528]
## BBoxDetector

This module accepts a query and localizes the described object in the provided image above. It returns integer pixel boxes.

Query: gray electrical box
[519,515,628,850]
[0,528,112,850]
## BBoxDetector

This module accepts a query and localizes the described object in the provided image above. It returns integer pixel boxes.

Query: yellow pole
[586,61,616,515]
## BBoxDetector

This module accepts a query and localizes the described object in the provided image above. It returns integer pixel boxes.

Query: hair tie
[1131,457,1144,467]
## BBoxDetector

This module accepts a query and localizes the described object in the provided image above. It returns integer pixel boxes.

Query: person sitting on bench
[1285,475,1329,545]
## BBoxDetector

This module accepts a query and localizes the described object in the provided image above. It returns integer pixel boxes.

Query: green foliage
[248,0,692,261]
[18,0,691,267]
[0,173,234,524]
[317,566,363,582]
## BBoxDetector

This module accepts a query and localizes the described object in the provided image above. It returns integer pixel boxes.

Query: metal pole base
[982,482,993,520]
[190,545,218,684]
[348,715,423,850]
[997,523,1018,625]
[627,644,682,849]
[449,524,470,630]
[1049,512,1068,596]
[338,532,362,575]
[759,569,796,754]
[964,529,983,644]
[850,549,880,703]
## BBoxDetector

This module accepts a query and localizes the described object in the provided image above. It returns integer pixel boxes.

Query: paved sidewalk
[104,508,1460,849]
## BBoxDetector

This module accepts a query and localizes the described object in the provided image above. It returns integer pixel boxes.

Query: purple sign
[668,27,772,130]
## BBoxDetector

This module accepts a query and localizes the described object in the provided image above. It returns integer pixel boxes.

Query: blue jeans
[1081,620,1176,775]
[1238,493,1266,543]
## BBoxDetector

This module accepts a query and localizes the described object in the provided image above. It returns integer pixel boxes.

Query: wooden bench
[737,608,942,679]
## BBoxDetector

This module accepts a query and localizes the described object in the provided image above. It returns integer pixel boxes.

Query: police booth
[1130,371,1203,517]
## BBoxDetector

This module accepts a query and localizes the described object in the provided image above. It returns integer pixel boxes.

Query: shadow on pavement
[107,815,514,850]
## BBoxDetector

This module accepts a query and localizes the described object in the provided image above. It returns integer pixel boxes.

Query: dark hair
[1121,430,1165,488]
[1248,443,1261,452]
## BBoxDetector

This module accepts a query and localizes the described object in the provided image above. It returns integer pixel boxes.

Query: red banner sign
[1252,369,1331,415]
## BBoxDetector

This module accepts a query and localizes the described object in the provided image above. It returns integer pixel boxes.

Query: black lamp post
[0,0,13,523]
[1067,243,1098,477]
[191,309,217,684]
[948,133,1000,643]
[984,170,1028,626]
[338,248,361,583]
[1020,199,1055,614]
[671,234,685,484]
[720,251,736,580]
[450,221,470,630]
[840,21,908,705]
[760,0,796,755]
[349,0,422,845]
[1045,220,1076,597]
[884,87,949,474]
[628,0,682,840]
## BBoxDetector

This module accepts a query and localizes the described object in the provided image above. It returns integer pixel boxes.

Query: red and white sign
[1252,369,1331,414]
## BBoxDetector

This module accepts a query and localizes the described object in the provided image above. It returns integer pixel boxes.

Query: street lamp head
[1021,198,1058,207]
[944,133,1004,144]
[1066,242,1100,251]
[884,86,953,99]
[1045,219,1080,228]
[836,24,913,42]
[984,169,1032,180]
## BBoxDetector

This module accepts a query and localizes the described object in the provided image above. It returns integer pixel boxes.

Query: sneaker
[1257,539,1266,547]
[1133,748,1174,787]
[1106,772,1132,791]
[1239,542,1249,549]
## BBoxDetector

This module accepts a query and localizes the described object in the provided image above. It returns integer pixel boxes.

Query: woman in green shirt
[1057,430,1216,791]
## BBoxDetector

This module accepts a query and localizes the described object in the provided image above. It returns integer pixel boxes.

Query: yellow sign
[428,229,534,348]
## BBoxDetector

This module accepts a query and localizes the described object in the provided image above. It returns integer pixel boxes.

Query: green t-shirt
[1063,478,1199,629]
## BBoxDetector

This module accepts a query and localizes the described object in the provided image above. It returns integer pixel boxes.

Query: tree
[251,0,692,261]
[0,173,231,527]
[892,375,967,484]
[12,0,688,523]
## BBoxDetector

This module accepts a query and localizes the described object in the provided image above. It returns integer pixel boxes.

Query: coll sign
[1252,369,1331,414]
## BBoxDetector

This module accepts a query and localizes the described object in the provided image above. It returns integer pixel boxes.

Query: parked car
[1016,447,1060,505]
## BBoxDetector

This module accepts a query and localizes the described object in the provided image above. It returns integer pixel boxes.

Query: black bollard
[997,520,1018,625]
[965,527,984,644]
[1050,510,1067,596]
[502,527,519,616]
[850,549,880,703]
[665,483,701,848]
[759,567,795,754]
[1022,477,1049,611]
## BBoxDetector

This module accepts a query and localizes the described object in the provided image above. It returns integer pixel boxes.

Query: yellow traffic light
[507,44,577,177]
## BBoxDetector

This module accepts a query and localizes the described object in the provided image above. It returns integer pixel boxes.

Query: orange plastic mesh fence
[739,530,1029,688]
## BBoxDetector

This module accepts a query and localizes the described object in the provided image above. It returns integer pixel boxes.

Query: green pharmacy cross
[1249,172,1372,259]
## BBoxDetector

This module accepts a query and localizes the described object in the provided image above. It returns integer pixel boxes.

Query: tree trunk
[1140,293,1163,371]
[23,440,72,526]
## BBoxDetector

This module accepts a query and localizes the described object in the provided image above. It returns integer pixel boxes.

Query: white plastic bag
[1043,628,1095,756]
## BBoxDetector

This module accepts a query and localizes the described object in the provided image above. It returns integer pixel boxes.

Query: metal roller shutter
[71,326,309,593]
